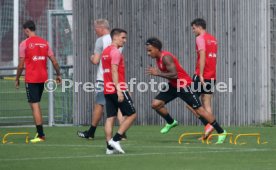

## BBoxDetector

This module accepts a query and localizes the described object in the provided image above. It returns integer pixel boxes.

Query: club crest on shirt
[29,43,35,49]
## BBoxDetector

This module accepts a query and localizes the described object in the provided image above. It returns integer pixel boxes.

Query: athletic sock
[113,132,123,142]
[198,116,209,126]
[36,125,45,137]
[106,141,114,150]
[211,120,224,134]
[88,125,96,137]
[161,114,174,124]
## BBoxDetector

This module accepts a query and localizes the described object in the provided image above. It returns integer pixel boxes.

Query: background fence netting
[0,0,73,126]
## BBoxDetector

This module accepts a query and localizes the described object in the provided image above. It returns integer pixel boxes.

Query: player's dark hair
[146,37,162,51]
[191,18,206,29]
[110,28,127,39]
[23,20,36,31]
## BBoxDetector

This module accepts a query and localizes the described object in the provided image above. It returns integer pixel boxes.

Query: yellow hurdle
[3,77,25,81]
[234,133,261,145]
[2,132,30,144]
[178,132,205,144]
[206,133,233,144]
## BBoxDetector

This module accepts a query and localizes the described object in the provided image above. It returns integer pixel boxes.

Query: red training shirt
[19,36,54,83]
[156,51,192,88]
[195,32,217,80]
[101,45,127,94]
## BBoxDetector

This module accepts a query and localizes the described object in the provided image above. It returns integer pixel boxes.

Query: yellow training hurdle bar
[178,132,205,144]
[179,132,266,145]
[2,132,30,144]
[234,133,261,145]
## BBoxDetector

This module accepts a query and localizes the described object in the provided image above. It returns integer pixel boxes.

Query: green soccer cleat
[160,120,178,134]
[30,133,45,143]
[216,130,227,144]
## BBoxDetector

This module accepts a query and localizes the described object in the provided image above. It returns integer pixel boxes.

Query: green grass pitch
[0,126,275,170]
[0,78,72,125]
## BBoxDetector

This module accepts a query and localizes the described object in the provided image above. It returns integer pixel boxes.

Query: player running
[145,37,227,144]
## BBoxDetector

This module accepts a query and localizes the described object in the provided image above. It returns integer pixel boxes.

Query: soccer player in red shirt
[77,19,126,140]
[187,18,218,139]
[15,20,61,143]
[101,28,137,154]
[146,37,227,144]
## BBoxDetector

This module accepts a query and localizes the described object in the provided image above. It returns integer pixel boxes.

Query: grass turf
[0,79,72,125]
[0,126,275,170]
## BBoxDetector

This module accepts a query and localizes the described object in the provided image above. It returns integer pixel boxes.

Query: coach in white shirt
[77,19,126,140]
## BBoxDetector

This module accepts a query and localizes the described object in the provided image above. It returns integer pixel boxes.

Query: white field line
[0,91,27,94]
[1,143,274,151]
[0,115,63,119]
[0,148,274,162]
[0,124,73,128]
[0,143,259,150]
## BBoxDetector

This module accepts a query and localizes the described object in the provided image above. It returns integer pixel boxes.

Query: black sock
[211,120,224,134]
[113,132,123,142]
[88,125,96,137]
[161,114,174,124]
[106,141,114,150]
[36,125,45,137]
[198,116,209,126]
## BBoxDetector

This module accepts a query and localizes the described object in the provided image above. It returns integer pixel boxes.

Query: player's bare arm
[90,53,101,65]
[15,58,25,88]
[199,50,206,85]
[48,55,62,84]
[146,55,177,79]
[111,64,124,102]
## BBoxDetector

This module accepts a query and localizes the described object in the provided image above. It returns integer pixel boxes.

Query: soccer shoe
[121,133,127,141]
[77,130,94,139]
[106,148,120,155]
[30,134,45,143]
[204,123,214,138]
[216,130,227,144]
[108,139,125,154]
[160,120,178,134]
[198,123,214,140]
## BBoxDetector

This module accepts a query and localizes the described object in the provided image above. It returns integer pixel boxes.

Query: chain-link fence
[0,66,73,126]
[0,0,73,126]
[0,0,64,67]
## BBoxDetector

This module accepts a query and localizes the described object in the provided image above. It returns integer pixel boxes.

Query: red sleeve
[19,40,27,58]
[110,48,122,65]
[196,35,206,51]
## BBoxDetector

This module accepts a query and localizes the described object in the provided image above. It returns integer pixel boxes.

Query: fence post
[47,10,54,127]
[47,10,73,126]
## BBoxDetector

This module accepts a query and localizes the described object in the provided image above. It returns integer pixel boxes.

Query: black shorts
[192,74,216,95]
[105,91,136,118]
[155,83,201,109]
[25,83,44,103]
